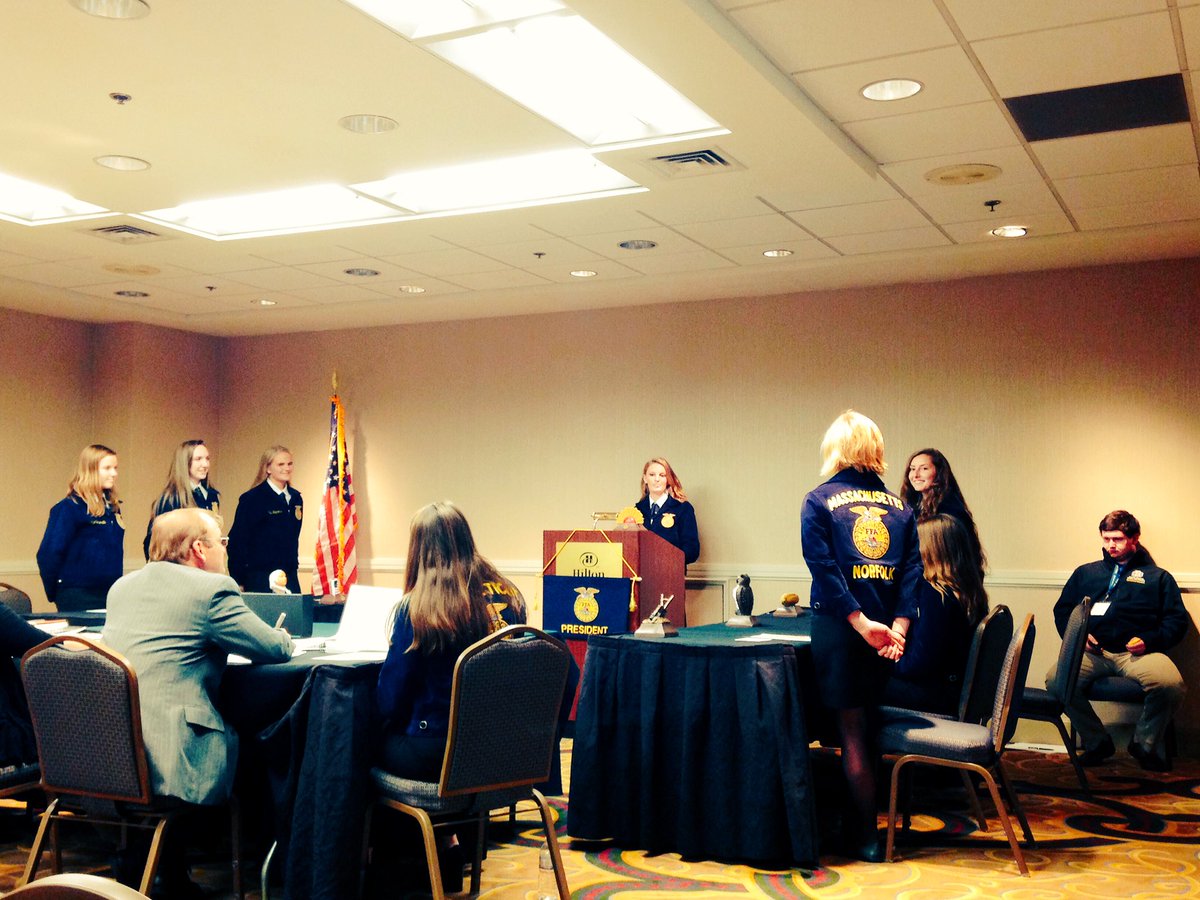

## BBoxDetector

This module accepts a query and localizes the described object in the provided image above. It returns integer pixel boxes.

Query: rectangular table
[568,615,820,868]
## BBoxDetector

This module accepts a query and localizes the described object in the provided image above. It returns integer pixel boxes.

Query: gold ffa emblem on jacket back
[850,506,890,559]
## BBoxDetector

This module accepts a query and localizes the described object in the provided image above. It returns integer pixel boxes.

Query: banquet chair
[880,614,1037,876]
[1019,597,1092,793]
[361,625,572,900]
[18,635,244,897]
[0,582,33,614]
[2,872,150,898]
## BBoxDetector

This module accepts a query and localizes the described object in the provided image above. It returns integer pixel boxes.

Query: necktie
[650,503,660,522]
[1107,564,1123,593]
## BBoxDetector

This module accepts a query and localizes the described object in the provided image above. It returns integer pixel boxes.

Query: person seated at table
[143,439,221,560]
[0,604,50,772]
[103,507,294,896]
[882,515,989,715]
[900,447,986,580]
[635,457,700,565]
[801,410,920,863]
[228,445,303,594]
[376,501,526,889]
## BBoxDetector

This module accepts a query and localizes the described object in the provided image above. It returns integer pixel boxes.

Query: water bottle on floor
[537,841,556,900]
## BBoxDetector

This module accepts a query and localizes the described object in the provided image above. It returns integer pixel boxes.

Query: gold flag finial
[332,371,339,394]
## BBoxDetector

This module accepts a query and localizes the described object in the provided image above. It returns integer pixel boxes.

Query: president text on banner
[543,575,631,636]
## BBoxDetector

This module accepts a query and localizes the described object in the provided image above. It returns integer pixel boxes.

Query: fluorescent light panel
[0,172,110,225]
[344,0,566,40]
[139,184,399,239]
[354,150,638,214]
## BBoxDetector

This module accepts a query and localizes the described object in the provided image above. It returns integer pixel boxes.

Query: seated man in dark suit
[103,507,294,894]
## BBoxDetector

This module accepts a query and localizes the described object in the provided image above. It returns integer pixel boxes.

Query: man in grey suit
[104,507,295,805]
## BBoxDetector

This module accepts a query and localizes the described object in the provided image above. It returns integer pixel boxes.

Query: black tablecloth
[568,616,818,867]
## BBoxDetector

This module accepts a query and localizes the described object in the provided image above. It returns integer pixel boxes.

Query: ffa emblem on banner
[850,506,889,560]
[573,587,600,622]
[295,506,303,521]
[661,512,675,528]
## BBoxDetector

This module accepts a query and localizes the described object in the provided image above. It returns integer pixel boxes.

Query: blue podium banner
[543,575,631,636]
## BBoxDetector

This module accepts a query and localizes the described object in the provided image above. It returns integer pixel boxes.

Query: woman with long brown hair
[900,447,986,578]
[883,514,989,715]
[143,439,221,559]
[37,444,125,610]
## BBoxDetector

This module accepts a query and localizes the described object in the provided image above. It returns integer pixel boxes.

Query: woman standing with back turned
[801,411,921,862]
[37,444,125,610]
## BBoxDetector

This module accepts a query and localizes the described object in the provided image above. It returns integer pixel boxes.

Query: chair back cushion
[0,583,32,615]
[1055,597,1092,703]
[991,615,1035,751]
[440,626,571,798]
[21,636,150,803]
[959,605,1013,725]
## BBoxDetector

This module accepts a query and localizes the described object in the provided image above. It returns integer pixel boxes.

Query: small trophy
[772,592,802,618]
[635,594,679,637]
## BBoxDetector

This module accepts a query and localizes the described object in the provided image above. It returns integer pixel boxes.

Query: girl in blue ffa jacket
[143,439,221,559]
[227,445,302,593]
[37,444,125,611]
[634,457,700,565]
[801,411,921,863]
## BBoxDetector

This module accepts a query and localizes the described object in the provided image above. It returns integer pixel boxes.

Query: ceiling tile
[942,210,1075,243]
[796,47,990,124]
[362,278,469,299]
[789,199,932,237]
[1181,6,1200,66]
[1074,194,1200,230]
[908,180,1065,225]
[145,273,278,298]
[444,269,554,291]
[592,249,738,276]
[567,226,704,258]
[728,0,956,72]
[220,266,340,291]
[380,248,512,277]
[941,0,1164,40]
[288,284,404,305]
[1,261,124,289]
[761,174,901,213]
[0,249,40,268]
[1032,123,1198,180]
[825,226,951,255]
[335,230,459,258]
[673,213,808,247]
[1055,164,1200,210]
[883,146,1044,197]
[522,262,643,284]
[843,102,1019,163]
[970,13,1178,97]
[468,237,604,269]
[719,240,840,265]
[295,258,428,284]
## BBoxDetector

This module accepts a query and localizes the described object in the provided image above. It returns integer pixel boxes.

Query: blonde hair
[252,444,291,488]
[150,440,213,515]
[398,501,524,654]
[67,444,120,517]
[819,410,886,477]
[149,508,224,564]
[918,515,988,628]
[638,457,688,502]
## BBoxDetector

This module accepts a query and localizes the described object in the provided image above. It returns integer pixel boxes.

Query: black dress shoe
[852,836,886,863]
[1128,739,1171,772]
[1078,735,1115,766]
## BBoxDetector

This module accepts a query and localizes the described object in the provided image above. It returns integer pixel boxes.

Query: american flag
[313,394,358,595]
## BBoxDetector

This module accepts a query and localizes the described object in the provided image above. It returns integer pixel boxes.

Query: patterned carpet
[2,743,1198,898]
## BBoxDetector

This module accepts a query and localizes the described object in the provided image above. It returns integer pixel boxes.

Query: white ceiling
[1,0,1198,336]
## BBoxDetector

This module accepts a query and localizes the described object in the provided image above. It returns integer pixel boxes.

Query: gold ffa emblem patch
[294,506,303,521]
[849,506,889,560]
[573,587,600,622]
[661,512,675,528]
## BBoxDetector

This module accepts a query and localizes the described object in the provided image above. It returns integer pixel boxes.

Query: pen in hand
[274,612,287,629]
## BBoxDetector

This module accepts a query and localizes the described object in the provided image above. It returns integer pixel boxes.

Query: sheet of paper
[316,651,387,663]
[292,637,327,651]
[734,632,811,643]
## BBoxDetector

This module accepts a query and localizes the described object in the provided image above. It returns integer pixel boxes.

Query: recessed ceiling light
[762,248,793,258]
[343,267,380,277]
[338,114,399,135]
[70,0,150,19]
[990,225,1028,238]
[114,289,148,298]
[398,285,426,294]
[570,270,597,278]
[619,239,657,250]
[94,155,151,172]
[861,78,922,101]
[256,298,278,307]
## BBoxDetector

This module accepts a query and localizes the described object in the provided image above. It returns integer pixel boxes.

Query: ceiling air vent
[647,147,742,178]
[86,223,167,244]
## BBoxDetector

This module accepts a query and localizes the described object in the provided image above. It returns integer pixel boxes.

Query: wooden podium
[543,527,685,718]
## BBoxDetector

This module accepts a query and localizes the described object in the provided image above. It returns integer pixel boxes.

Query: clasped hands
[849,611,908,660]
[1085,633,1146,655]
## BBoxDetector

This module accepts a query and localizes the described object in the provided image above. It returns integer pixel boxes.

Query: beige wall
[2,256,1197,750]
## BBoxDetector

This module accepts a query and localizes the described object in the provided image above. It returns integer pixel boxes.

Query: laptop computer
[242,592,315,638]
[322,584,402,653]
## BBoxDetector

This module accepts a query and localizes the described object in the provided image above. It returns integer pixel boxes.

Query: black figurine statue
[733,574,754,617]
